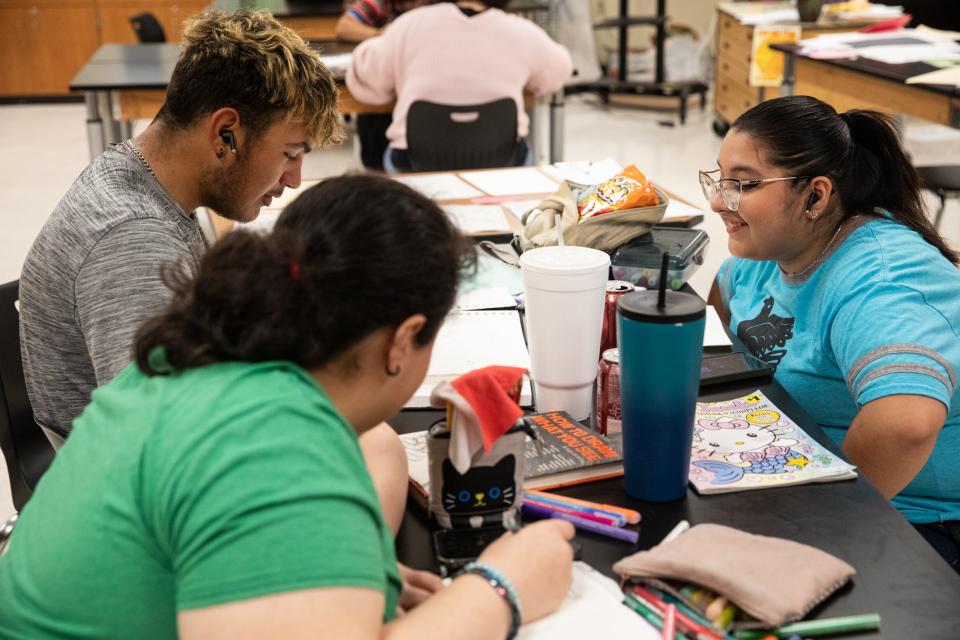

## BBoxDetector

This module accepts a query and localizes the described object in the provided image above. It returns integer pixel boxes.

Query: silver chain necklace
[125,139,157,180]
[780,215,860,278]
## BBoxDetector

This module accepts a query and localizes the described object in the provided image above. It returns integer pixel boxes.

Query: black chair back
[406,98,520,172]
[0,281,54,512]
[130,12,167,44]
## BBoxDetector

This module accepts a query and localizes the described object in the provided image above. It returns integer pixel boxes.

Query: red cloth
[450,366,526,452]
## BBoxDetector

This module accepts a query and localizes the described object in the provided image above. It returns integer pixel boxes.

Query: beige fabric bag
[519,181,668,252]
[613,523,856,628]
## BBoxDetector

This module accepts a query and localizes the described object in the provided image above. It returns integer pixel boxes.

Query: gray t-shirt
[19,143,206,433]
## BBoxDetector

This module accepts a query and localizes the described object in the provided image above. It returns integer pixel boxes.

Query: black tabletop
[69,42,353,91]
[391,377,960,638]
[772,42,957,97]
[212,0,342,18]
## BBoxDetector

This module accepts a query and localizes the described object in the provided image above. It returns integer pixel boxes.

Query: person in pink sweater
[346,0,573,172]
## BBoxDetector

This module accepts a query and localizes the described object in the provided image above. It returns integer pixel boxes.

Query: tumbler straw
[657,252,670,310]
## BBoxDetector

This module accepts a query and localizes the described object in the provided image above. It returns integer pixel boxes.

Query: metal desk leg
[780,53,796,97]
[84,91,105,162]
[97,91,122,148]
[549,91,564,164]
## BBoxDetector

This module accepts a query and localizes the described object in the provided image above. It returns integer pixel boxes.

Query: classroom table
[390,367,960,638]
[772,42,960,128]
[69,41,563,164]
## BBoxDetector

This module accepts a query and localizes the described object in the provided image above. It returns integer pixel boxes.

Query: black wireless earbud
[220,129,237,154]
[805,192,820,212]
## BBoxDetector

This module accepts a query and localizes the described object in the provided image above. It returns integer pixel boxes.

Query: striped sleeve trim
[845,343,957,397]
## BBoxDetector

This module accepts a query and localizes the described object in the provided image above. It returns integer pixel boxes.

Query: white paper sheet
[407,310,531,407]
[453,287,519,312]
[705,305,733,349]
[502,199,542,220]
[544,158,623,186]
[238,209,280,233]
[906,65,960,86]
[517,562,659,640]
[663,198,704,220]
[443,205,512,234]
[459,168,559,196]
[394,174,484,200]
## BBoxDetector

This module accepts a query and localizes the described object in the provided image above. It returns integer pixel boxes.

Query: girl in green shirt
[0,174,574,639]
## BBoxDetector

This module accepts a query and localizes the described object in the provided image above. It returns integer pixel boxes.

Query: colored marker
[520,502,639,543]
[777,613,881,637]
[522,492,628,526]
[633,586,725,640]
[525,489,642,524]
[624,592,665,631]
[522,496,624,527]
[662,604,678,640]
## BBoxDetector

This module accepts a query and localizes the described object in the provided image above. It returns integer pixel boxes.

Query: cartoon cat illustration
[441,456,516,527]
[692,416,809,485]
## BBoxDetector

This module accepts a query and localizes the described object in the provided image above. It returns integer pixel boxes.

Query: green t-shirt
[0,359,401,639]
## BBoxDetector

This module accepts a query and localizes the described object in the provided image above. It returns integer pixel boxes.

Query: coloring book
[689,391,857,494]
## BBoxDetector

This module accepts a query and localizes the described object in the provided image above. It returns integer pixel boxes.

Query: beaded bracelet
[462,561,522,640]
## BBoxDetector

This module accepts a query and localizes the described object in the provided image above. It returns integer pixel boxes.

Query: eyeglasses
[698,170,811,212]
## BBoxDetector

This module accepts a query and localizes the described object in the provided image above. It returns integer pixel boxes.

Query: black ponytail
[733,96,958,265]
[135,174,476,375]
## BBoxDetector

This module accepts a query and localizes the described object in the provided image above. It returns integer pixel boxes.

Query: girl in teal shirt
[705,96,960,573]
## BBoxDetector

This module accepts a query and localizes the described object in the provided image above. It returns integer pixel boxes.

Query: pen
[522,496,625,527]
[525,489,642,524]
[520,502,639,543]
[522,492,628,526]
[660,519,691,546]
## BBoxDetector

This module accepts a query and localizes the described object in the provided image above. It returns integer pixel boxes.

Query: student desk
[69,42,563,164]
[68,42,376,163]
[772,43,960,127]
[390,372,960,638]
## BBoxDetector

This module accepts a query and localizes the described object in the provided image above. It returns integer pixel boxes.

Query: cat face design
[694,418,777,455]
[441,456,516,515]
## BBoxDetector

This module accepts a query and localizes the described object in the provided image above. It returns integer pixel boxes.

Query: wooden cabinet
[713,8,856,132]
[0,0,100,96]
[96,0,206,44]
[1,0,336,97]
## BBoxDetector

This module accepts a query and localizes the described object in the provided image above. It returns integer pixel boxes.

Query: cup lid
[520,246,611,276]
[617,289,706,324]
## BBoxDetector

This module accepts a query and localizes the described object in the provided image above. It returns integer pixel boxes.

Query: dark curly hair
[134,174,476,374]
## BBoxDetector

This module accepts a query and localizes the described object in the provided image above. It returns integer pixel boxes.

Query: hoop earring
[386,364,401,377]
[216,147,225,158]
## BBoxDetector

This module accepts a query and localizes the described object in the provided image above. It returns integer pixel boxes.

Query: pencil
[662,604,677,640]
[522,492,628,526]
[520,502,639,543]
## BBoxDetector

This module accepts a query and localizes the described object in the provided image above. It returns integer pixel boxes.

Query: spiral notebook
[405,310,532,408]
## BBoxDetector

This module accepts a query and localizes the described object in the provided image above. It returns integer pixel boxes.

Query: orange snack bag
[577,165,658,220]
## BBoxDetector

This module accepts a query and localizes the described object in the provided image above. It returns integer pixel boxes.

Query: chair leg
[934,189,946,230]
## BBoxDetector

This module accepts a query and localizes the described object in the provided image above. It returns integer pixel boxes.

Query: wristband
[462,561,522,640]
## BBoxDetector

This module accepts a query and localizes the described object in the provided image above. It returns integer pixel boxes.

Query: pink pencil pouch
[613,523,856,628]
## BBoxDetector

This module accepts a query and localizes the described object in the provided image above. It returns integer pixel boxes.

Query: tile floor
[2,95,959,521]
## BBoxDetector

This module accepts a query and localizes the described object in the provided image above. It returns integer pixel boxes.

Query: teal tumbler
[617,290,705,501]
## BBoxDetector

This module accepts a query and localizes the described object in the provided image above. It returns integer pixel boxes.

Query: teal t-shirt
[718,216,960,525]
[0,359,401,638]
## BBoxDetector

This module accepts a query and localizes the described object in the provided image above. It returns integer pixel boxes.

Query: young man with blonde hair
[20,10,342,437]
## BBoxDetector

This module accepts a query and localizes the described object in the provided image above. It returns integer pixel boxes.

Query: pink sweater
[346,4,573,149]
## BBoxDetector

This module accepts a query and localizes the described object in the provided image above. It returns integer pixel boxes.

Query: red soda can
[595,348,622,436]
[600,280,634,357]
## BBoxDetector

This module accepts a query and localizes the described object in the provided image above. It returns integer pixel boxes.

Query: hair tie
[289,261,301,280]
